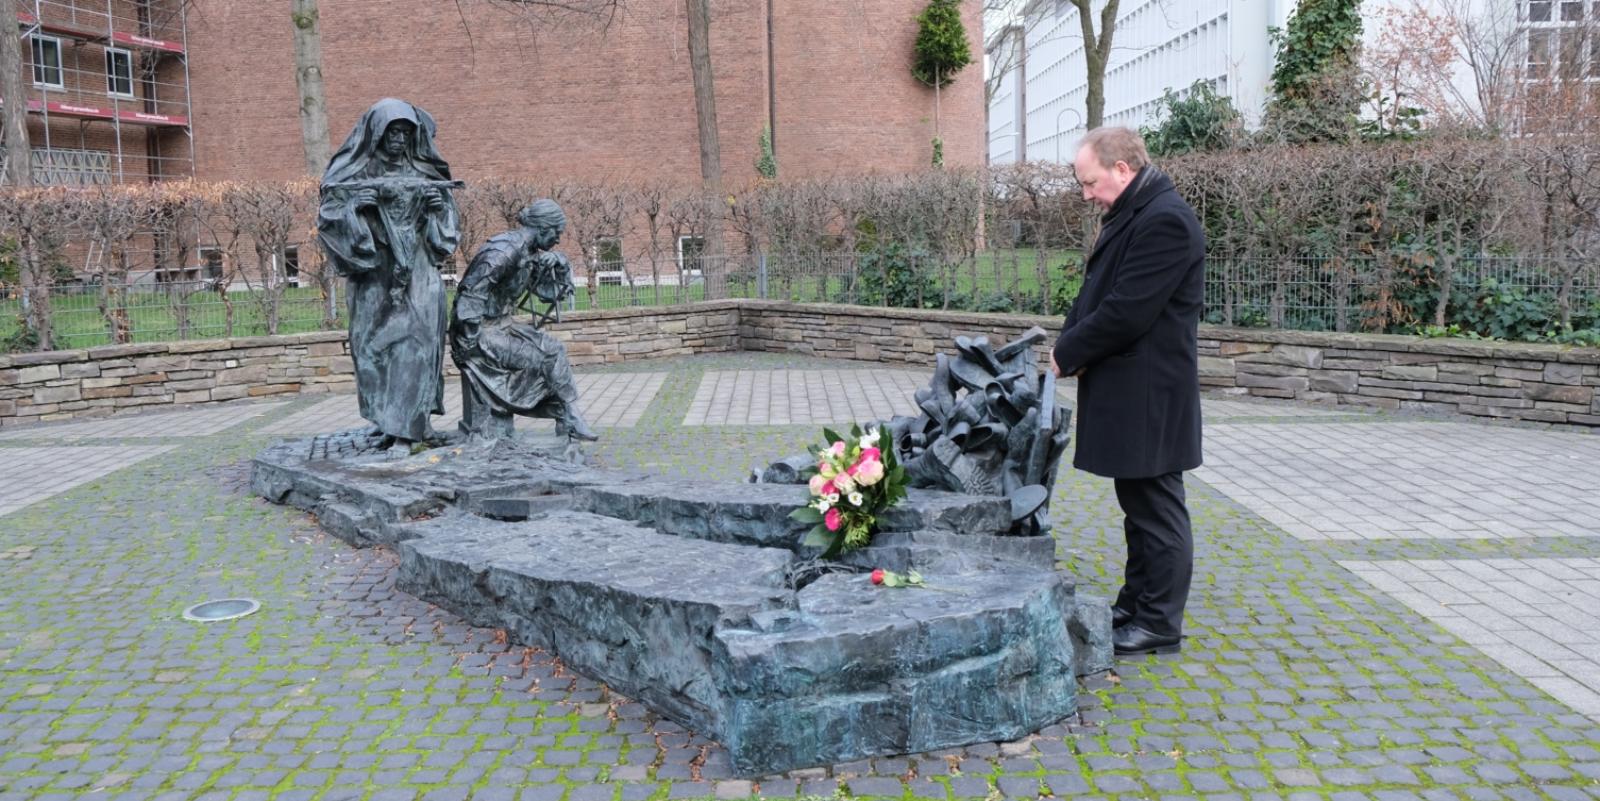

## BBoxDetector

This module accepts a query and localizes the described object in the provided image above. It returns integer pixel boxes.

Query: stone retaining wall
[738,302,1600,427]
[0,304,742,428]
[4,299,1597,428]
[0,333,357,427]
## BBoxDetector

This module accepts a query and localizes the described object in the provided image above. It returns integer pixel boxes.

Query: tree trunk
[292,0,332,175]
[685,0,725,297]
[1070,0,1119,130]
[1084,54,1105,130]
[1,0,33,186]
[19,238,53,350]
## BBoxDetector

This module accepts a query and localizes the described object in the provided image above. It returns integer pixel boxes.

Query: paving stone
[4,352,1600,801]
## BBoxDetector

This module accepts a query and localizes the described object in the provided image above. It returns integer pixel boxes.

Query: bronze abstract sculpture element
[884,328,1071,535]
[450,200,597,444]
[760,328,1071,536]
[317,98,461,449]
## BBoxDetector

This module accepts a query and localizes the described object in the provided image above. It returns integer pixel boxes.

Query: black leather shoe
[1111,606,1133,628]
[1113,624,1181,656]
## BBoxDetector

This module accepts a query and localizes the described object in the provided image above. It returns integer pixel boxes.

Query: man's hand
[353,188,379,209]
[424,188,446,212]
[1051,352,1085,378]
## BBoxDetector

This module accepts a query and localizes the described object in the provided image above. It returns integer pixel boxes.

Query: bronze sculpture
[317,98,461,449]
[450,200,597,444]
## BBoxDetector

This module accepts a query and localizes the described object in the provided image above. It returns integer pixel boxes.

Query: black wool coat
[1052,167,1205,479]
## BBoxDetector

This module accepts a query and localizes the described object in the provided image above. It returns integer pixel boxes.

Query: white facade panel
[988,0,1506,164]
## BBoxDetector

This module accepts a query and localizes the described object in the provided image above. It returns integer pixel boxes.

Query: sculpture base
[251,433,1112,776]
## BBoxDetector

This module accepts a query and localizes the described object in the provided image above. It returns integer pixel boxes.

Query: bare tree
[1362,0,1545,136]
[562,180,634,308]
[74,187,162,345]
[0,188,73,348]
[1,0,33,185]
[1067,0,1120,129]
[683,0,728,298]
[291,0,331,175]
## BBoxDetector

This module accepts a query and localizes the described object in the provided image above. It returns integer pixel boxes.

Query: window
[593,238,624,285]
[1527,0,1552,20]
[1559,29,1584,80]
[1561,0,1585,20]
[677,235,705,275]
[1528,30,1552,79]
[105,48,134,98]
[199,247,224,281]
[593,238,623,268]
[31,36,63,88]
[280,246,301,286]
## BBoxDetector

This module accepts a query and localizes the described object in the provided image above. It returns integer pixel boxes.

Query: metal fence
[1,281,342,352]
[1205,255,1600,336]
[5,251,1598,353]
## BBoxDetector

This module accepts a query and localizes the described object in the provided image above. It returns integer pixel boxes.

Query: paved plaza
[2,350,1599,801]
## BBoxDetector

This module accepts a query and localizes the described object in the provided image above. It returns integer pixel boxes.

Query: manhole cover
[182,598,260,622]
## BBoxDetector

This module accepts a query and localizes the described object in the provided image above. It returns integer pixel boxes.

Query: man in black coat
[1052,127,1205,656]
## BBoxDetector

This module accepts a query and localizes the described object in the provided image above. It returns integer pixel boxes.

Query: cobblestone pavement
[257,374,668,436]
[3,351,1599,801]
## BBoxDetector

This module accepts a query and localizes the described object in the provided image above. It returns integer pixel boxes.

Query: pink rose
[860,447,881,463]
[820,480,836,497]
[829,441,847,457]
[808,475,828,495]
[854,459,885,486]
[824,507,842,532]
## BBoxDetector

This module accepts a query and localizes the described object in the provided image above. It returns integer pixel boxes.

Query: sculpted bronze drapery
[317,98,461,447]
[450,200,596,444]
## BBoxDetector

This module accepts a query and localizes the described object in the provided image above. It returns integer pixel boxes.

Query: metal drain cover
[182,598,260,622]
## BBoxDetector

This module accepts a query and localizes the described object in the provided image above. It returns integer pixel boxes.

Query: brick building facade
[8,1,983,287]
[12,0,191,183]
[183,0,985,184]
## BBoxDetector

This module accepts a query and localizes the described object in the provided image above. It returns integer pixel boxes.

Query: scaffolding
[10,0,193,184]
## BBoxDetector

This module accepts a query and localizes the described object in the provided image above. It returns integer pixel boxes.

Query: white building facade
[988,0,1289,165]
[985,0,1552,165]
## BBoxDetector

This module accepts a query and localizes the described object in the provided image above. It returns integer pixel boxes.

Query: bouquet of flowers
[788,423,908,558]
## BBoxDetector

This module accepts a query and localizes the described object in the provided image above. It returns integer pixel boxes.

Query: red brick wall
[184,0,985,184]
[772,0,983,176]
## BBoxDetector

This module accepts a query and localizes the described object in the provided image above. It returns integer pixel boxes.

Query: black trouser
[1113,472,1193,637]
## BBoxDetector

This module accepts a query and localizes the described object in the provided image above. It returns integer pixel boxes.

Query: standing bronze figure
[450,200,597,444]
[317,98,461,448]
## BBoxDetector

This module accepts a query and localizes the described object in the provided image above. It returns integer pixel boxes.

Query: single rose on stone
[871,568,885,585]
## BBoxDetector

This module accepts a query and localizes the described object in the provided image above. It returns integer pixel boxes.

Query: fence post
[758,251,769,300]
